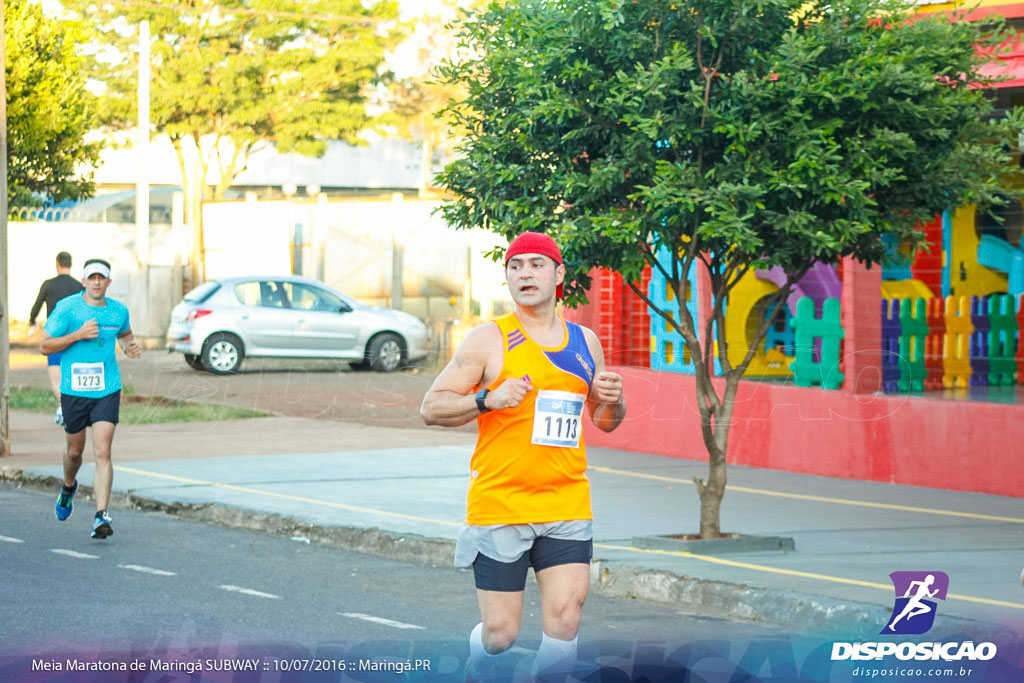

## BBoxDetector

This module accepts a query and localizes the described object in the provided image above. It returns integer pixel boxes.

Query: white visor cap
[83,262,111,279]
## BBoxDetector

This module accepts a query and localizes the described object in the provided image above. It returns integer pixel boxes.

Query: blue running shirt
[44,294,131,398]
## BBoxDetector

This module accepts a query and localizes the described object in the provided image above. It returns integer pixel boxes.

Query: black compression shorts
[472,536,593,592]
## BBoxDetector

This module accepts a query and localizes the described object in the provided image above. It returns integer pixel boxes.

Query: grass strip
[10,386,267,424]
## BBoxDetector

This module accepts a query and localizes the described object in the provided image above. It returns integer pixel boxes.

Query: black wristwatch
[475,388,491,413]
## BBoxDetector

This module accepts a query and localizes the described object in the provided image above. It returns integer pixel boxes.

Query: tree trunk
[170,137,191,223]
[191,163,205,284]
[214,142,249,201]
[170,137,202,285]
[680,289,729,540]
[694,368,742,539]
[189,135,216,284]
[696,444,726,539]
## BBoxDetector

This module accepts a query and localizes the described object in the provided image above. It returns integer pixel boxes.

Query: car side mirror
[338,303,352,313]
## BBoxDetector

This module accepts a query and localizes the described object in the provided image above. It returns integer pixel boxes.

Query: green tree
[6,0,101,206]
[65,0,399,279]
[438,0,1023,537]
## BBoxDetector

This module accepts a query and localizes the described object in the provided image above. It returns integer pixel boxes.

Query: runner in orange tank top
[421,232,626,679]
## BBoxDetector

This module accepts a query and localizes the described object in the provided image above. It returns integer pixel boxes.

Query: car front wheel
[367,333,404,372]
[201,333,244,374]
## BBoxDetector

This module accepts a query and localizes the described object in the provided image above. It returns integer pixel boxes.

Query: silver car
[166,275,429,374]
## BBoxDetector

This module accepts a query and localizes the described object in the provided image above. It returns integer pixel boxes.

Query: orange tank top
[467,312,596,525]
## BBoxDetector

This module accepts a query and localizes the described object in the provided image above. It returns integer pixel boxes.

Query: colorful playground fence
[882,294,1022,392]
[646,290,1022,392]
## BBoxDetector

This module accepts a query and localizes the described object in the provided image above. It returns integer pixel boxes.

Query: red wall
[911,216,943,298]
[564,267,651,368]
[584,366,1024,497]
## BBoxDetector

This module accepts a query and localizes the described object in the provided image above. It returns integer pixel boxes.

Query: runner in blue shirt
[41,258,141,539]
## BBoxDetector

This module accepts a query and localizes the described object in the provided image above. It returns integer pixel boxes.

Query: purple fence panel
[881,299,902,393]
[969,295,990,387]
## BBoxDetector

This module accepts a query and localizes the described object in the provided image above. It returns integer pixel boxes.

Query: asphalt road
[0,484,784,680]
[10,347,456,431]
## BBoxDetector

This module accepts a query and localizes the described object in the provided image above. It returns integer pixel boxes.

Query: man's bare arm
[420,324,500,427]
[118,329,142,358]
[583,328,626,433]
[40,319,98,356]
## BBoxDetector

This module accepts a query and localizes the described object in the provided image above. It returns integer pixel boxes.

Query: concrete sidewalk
[3,409,1023,643]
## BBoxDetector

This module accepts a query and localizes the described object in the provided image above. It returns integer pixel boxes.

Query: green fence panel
[898,297,928,393]
[987,294,1018,386]
[789,297,845,390]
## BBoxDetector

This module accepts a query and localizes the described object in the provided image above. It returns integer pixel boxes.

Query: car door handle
[240,314,249,320]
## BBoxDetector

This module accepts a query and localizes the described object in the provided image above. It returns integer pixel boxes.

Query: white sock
[468,622,509,679]
[530,632,578,676]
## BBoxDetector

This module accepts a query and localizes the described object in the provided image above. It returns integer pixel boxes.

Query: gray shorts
[453,520,594,568]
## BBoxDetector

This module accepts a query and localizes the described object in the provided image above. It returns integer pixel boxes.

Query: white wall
[6,221,182,340]
[7,198,516,354]
[201,196,513,321]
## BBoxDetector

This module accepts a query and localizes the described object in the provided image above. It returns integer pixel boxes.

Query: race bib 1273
[70,362,105,392]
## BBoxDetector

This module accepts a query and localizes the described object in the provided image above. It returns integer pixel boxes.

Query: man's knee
[536,562,590,639]
[482,617,520,654]
[92,425,117,461]
[545,597,584,637]
[65,439,85,458]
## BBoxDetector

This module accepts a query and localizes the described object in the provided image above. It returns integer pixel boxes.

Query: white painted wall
[7,198,516,353]
[201,196,513,322]
[6,220,182,340]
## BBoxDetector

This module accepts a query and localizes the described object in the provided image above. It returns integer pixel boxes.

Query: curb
[1,467,1012,640]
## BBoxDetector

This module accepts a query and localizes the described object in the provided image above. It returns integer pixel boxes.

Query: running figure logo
[883,571,949,635]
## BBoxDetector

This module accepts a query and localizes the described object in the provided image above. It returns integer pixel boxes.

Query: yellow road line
[117,465,462,528]
[117,464,1024,613]
[589,466,1024,524]
[594,543,1024,611]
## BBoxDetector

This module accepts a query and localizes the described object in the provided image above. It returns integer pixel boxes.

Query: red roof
[919,3,1024,23]
[978,37,1024,89]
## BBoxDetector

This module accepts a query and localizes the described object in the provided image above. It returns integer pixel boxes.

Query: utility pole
[1,0,11,458]
[135,20,151,339]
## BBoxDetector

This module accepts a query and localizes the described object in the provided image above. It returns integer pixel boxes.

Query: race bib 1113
[531,390,585,448]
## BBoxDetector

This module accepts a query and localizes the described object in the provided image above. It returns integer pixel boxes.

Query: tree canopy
[6,0,101,206]
[438,0,1022,536]
[65,0,400,210]
[62,0,399,280]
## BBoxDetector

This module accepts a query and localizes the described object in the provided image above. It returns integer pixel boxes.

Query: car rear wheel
[201,333,244,374]
[367,333,404,373]
[183,353,205,370]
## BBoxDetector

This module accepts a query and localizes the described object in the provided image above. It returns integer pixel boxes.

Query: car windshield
[183,281,221,303]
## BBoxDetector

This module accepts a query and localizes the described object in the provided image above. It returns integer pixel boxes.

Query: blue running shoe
[55,480,78,521]
[91,511,113,539]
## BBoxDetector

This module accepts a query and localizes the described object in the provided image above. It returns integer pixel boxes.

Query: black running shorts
[473,537,593,592]
[61,391,121,434]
